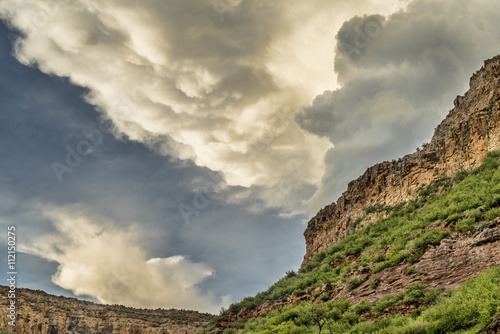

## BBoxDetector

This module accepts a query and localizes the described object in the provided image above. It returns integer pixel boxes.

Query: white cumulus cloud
[20,206,220,313]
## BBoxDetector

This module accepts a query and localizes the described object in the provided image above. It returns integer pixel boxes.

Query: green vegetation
[207,268,500,334]
[201,151,500,334]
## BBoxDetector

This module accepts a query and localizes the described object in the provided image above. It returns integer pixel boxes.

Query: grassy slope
[201,151,500,334]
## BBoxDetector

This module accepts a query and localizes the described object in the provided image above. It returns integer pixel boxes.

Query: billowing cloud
[20,206,220,313]
[297,0,500,213]
[0,0,405,214]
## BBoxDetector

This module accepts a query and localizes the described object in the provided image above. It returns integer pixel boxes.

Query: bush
[415,230,451,248]
[403,283,425,305]
[346,277,363,291]
[372,253,385,263]
[485,207,500,221]
[351,298,372,315]
[455,217,476,233]
[446,212,461,222]
[453,170,469,183]
[371,261,390,274]
[341,310,361,326]
[375,294,403,312]
[423,289,441,304]
[292,288,305,297]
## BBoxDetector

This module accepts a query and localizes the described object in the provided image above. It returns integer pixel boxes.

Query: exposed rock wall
[0,287,214,334]
[334,219,500,304]
[303,56,500,265]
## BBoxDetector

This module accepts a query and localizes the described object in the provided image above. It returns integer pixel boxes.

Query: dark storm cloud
[297,0,500,212]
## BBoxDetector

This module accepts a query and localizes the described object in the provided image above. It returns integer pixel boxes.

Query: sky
[0,0,499,314]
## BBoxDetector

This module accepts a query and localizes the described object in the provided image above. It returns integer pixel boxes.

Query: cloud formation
[297,0,500,213]
[20,206,220,313]
[0,0,321,213]
[0,0,405,214]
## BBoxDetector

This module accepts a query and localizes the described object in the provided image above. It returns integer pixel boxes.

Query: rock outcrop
[334,218,500,305]
[0,286,215,334]
[303,56,500,265]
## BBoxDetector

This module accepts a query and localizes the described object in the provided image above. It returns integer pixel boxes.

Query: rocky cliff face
[0,286,215,334]
[303,56,500,265]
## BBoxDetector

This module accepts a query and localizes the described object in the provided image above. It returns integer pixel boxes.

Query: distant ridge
[0,285,215,334]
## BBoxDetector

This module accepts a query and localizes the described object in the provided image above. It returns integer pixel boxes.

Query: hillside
[200,57,500,333]
[0,286,215,334]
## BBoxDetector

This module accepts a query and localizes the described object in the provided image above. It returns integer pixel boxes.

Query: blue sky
[1,0,499,313]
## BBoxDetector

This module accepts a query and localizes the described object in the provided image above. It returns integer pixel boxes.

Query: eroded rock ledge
[303,56,500,265]
[0,287,214,334]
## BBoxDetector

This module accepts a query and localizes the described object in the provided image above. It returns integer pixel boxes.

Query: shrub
[453,170,469,183]
[346,277,363,291]
[423,289,441,304]
[403,283,425,305]
[374,293,403,312]
[446,212,461,222]
[407,248,426,265]
[485,207,500,221]
[351,298,372,315]
[455,217,476,233]
[341,310,361,326]
[365,205,378,214]
[415,230,451,248]
[372,253,385,263]
[371,261,390,274]
[292,288,305,297]
[350,217,364,231]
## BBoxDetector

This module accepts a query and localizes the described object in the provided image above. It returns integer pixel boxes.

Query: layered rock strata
[0,286,214,334]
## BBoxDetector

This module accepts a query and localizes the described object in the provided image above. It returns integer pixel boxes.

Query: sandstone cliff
[303,55,500,265]
[0,286,215,334]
